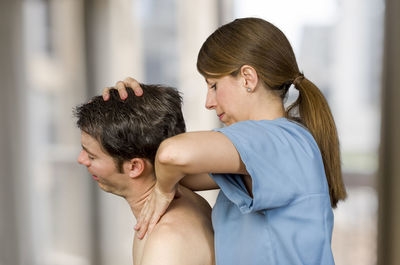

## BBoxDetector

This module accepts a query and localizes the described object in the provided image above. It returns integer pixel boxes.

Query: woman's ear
[240,65,259,92]
[124,158,146,179]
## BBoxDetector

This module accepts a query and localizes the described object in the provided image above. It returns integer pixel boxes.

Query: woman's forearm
[179,173,219,191]
[155,155,185,194]
[155,135,192,193]
[155,131,247,193]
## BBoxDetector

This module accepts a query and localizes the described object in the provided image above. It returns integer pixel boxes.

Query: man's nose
[77,150,90,166]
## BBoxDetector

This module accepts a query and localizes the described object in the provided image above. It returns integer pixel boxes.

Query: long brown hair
[197,17,346,207]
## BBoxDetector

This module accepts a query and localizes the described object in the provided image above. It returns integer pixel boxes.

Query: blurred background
[1,0,399,264]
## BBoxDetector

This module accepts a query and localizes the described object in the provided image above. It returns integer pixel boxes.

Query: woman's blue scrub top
[210,118,335,265]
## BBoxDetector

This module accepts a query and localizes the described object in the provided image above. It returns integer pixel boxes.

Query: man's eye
[88,156,94,160]
[211,84,217,90]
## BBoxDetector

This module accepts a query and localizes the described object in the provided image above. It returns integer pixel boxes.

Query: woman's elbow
[156,137,189,167]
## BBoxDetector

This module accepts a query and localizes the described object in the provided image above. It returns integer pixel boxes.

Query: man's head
[75,84,185,192]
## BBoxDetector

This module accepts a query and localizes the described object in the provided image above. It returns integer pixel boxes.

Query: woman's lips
[218,113,224,120]
[92,175,99,181]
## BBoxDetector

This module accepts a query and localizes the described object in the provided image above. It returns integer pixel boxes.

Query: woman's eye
[88,156,94,160]
[211,84,217,90]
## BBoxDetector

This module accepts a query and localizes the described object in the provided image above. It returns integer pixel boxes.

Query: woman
[104,17,346,265]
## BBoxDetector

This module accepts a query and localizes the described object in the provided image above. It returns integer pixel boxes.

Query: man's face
[77,131,127,195]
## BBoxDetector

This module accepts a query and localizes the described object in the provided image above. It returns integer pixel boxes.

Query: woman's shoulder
[217,118,314,143]
[214,118,321,158]
[217,118,306,131]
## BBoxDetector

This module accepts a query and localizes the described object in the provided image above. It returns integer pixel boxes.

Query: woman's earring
[247,87,251,92]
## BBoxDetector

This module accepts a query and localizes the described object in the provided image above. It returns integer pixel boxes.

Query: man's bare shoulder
[138,186,214,265]
[138,188,215,265]
[139,223,191,265]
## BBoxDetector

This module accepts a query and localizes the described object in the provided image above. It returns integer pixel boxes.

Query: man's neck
[124,175,156,218]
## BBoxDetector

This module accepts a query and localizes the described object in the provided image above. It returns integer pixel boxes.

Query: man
[75,85,214,265]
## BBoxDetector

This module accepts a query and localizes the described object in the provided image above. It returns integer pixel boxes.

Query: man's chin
[97,182,112,193]
[97,182,125,198]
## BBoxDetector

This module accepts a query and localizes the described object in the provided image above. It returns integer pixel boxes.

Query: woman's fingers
[115,81,128,99]
[102,77,143,101]
[147,213,162,235]
[102,87,113,101]
[135,198,149,231]
[135,184,175,239]
[137,216,149,239]
[123,77,143,96]
[137,211,151,239]
[136,196,155,239]
[135,193,153,238]
[102,84,125,101]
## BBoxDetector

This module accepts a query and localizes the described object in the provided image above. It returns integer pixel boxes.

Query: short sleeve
[210,119,328,213]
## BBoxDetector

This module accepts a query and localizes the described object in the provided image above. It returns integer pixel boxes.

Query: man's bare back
[133,185,214,265]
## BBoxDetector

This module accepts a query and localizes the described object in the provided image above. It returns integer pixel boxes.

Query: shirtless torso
[133,185,215,265]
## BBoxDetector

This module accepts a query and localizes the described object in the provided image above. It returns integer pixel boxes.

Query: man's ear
[123,158,146,179]
[240,65,259,92]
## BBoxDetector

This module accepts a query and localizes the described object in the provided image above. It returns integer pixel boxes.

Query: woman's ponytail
[287,75,347,208]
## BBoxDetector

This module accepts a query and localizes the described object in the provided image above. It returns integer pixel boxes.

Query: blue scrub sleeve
[210,119,326,213]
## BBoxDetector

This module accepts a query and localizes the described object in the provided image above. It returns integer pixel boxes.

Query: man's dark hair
[74,84,186,172]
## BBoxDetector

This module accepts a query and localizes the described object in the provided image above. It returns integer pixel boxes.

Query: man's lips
[218,113,225,120]
[92,175,99,181]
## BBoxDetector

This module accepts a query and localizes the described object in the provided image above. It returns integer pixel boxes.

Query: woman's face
[205,75,248,126]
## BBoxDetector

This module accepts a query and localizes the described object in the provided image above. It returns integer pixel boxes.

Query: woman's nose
[205,90,216,110]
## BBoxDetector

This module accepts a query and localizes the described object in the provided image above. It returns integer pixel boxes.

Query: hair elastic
[293,74,305,88]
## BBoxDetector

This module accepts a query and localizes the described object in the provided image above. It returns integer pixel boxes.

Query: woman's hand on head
[134,182,178,239]
[102,77,144,101]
